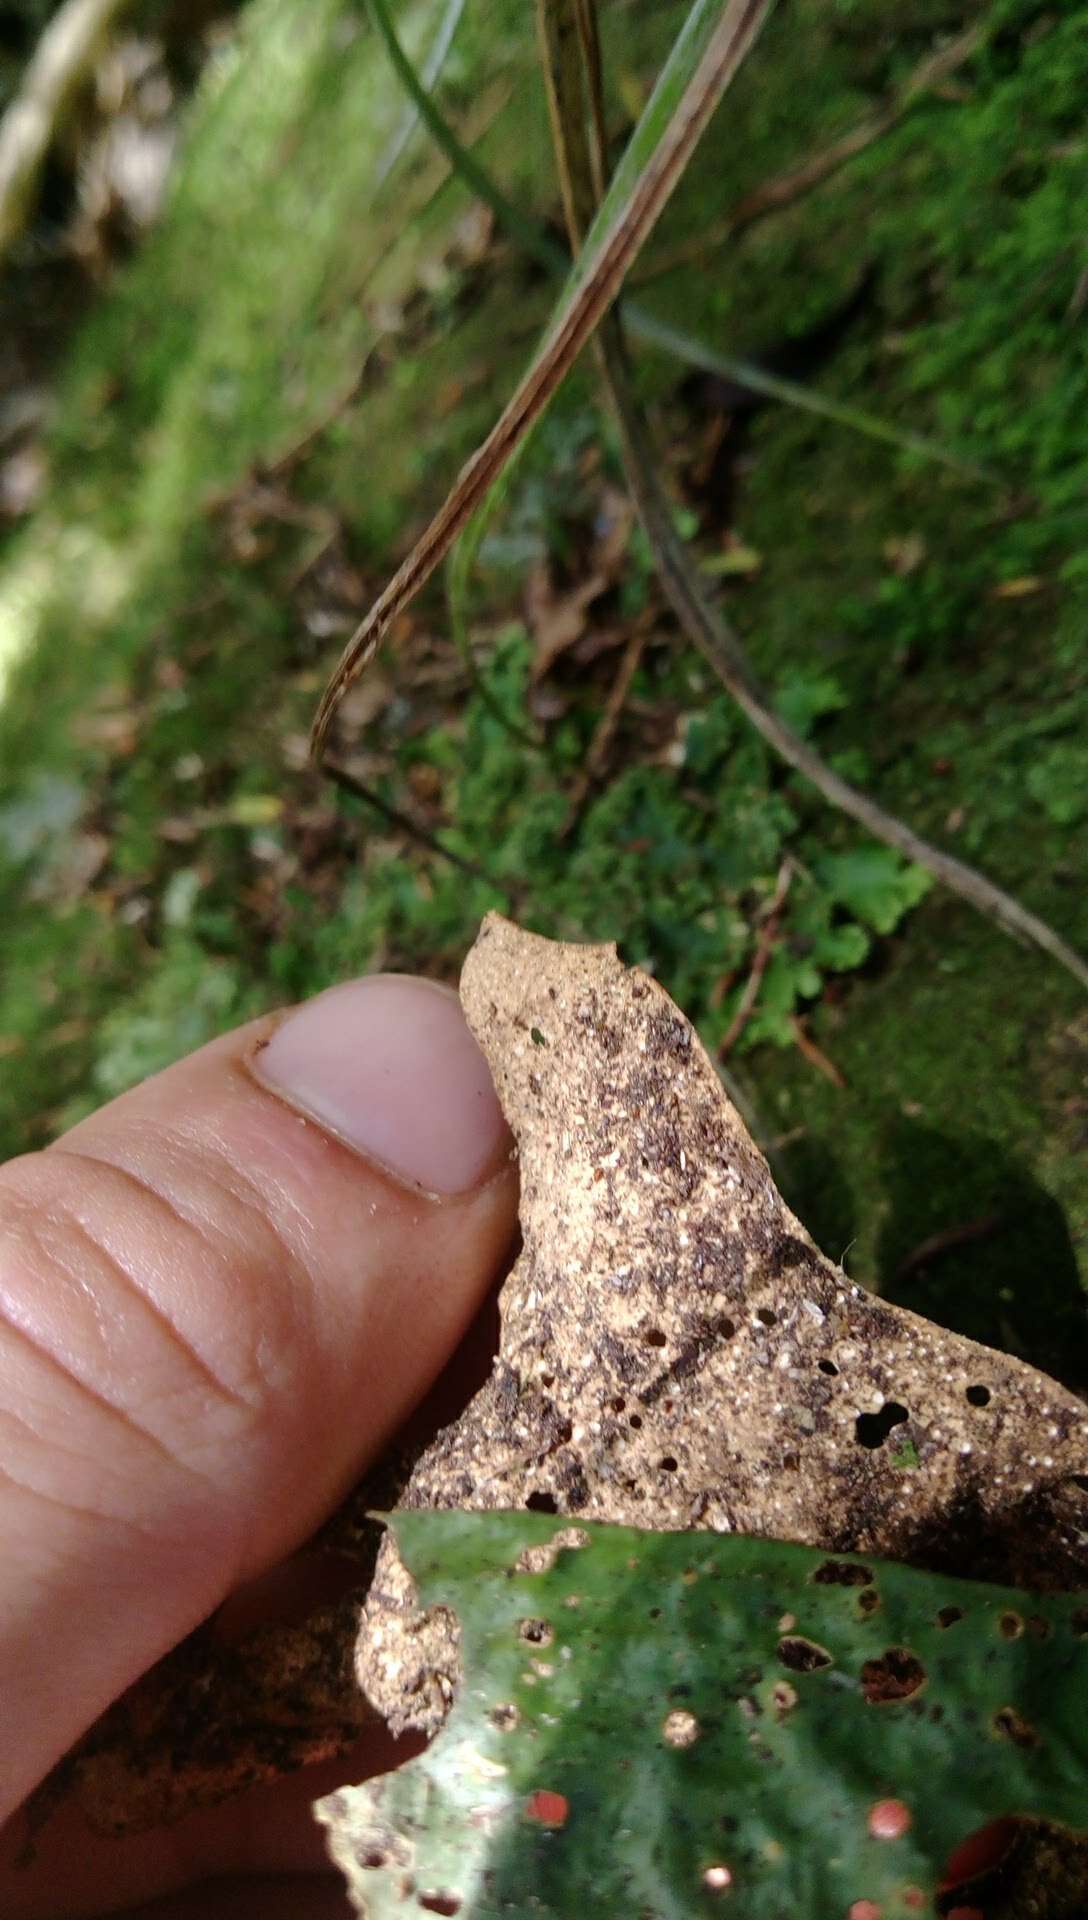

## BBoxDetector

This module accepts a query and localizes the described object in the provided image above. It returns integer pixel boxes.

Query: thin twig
[893,1215,1001,1286]
[718,858,792,1055]
[538,0,1088,994]
[559,623,647,837]
[0,0,135,266]
[789,1014,846,1089]
[324,759,504,894]
[636,21,984,286]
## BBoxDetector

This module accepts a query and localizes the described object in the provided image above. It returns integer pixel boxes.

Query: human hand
[0,975,518,1918]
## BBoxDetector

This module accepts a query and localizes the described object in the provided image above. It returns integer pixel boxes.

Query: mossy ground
[0,0,1084,1381]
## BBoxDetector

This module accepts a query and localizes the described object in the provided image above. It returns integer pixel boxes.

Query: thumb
[0,974,516,1819]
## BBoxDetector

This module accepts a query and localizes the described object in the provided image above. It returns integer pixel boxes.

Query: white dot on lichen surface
[662,1709,700,1747]
[703,1865,732,1892]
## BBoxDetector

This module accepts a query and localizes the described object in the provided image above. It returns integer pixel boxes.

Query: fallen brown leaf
[70,919,1087,1841]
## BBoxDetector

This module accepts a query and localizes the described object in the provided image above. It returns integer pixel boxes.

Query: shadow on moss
[877,1120,1088,1395]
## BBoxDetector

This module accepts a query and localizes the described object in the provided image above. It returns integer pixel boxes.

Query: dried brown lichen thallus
[74,914,1088,1828]
[359,915,1088,1734]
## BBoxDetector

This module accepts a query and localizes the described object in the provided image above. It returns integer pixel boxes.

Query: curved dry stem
[0,0,134,265]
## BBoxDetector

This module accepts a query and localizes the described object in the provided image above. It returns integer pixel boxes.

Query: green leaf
[1025,742,1088,827]
[818,846,933,935]
[773,668,848,740]
[320,1511,1088,1919]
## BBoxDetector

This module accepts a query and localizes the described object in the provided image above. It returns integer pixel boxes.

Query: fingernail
[254,976,511,1194]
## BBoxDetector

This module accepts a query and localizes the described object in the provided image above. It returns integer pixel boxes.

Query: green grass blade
[313,0,772,749]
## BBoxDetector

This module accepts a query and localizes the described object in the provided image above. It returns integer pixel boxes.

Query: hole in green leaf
[860,1647,926,1704]
[812,1558,873,1587]
[518,1617,554,1646]
[855,1402,909,1449]
[992,1705,1039,1748]
[937,1605,964,1628]
[998,1611,1024,1640]
[777,1635,833,1674]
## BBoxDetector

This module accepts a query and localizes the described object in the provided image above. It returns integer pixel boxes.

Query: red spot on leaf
[942,1818,1018,1887]
[868,1799,912,1840]
[525,1789,569,1827]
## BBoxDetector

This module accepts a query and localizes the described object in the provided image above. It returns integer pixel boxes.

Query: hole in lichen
[998,1611,1023,1641]
[527,1490,559,1514]
[777,1635,833,1673]
[782,1452,800,1471]
[966,1384,991,1407]
[644,1327,667,1348]
[937,1605,964,1629]
[861,1648,926,1704]
[609,1396,626,1413]
[540,1373,555,1388]
[660,1456,679,1472]
[812,1559,873,1588]
[993,1706,1039,1748]
[555,1420,573,1444]
[818,1358,839,1376]
[530,1027,547,1047]
[629,1413,643,1430]
[519,1617,554,1646]
[855,1402,909,1449]
[491,1703,519,1730]
[418,1894,461,1915]
[717,1316,737,1340]
[756,1307,777,1327]
[361,1849,387,1869]
[1070,1474,1088,1492]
